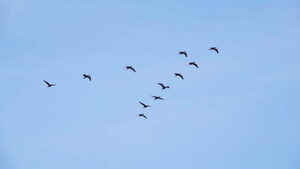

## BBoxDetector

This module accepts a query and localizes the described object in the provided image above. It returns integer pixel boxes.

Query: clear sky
[1,0,300,169]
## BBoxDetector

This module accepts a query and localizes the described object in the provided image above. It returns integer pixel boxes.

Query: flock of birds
[43,47,219,119]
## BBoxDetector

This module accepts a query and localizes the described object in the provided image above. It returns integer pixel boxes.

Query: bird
[174,73,184,80]
[151,95,164,100]
[83,74,91,81]
[139,101,151,109]
[43,80,56,87]
[178,51,188,57]
[139,113,147,119]
[157,83,170,90]
[125,66,136,72]
[209,47,219,54]
[189,62,199,68]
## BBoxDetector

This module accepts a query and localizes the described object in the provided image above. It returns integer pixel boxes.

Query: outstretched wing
[194,63,199,68]
[139,102,146,107]
[130,67,136,72]
[141,114,147,119]
[43,80,50,86]
[183,52,187,57]
[190,62,198,68]
[157,83,164,88]
[214,48,219,54]
[126,66,136,72]
[210,47,219,54]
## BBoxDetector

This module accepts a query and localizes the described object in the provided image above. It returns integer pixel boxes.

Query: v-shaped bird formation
[43,47,219,119]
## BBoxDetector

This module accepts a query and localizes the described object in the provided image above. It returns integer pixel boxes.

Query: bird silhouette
[139,101,151,109]
[174,73,184,80]
[158,83,170,90]
[189,62,199,68]
[178,51,188,57]
[151,95,164,100]
[139,113,147,119]
[126,66,136,72]
[43,80,56,87]
[209,47,219,54]
[83,74,91,81]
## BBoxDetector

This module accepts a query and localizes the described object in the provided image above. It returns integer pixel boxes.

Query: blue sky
[1,0,300,169]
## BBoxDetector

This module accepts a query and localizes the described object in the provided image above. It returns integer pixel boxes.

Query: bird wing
[43,80,50,86]
[214,48,219,53]
[127,67,136,72]
[142,114,147,119]
[158,83,164,87]
[131,67,136,72]
[190,62,198,68]
[139,102,146,107]
[88,76,91,81]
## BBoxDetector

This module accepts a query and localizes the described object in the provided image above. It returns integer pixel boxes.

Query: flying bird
[189,62,199,68]
[126,66,136,72]
[83,74,91,81]
[139,113,147,119]
[174,73,184,80]
[43,80,56,87]
[158,83,170,90]
[139,101,151,109]
[178,51,188,57]
[151,96,164,100]
[209,47,219,54]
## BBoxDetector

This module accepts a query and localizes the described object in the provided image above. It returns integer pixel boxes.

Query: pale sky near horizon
[1,0,300,169]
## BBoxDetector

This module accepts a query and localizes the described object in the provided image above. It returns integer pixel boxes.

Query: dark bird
[174,73,184,80]
[209,47,219,54]
[157,83,170,90]
[178,51,188,57]
[126,66,136,72]
[151,95,164,100]
[139,113,147,119]
[139,101,151,109]
[189,62,199,68]
[83,74,91,81]
[43,80,56,87]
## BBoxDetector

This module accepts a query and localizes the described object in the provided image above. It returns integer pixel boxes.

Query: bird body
[83,74,92,81]
[139,113,147,119]
[158,83,170,90]
[178,51,188,57]
[209,47,219,54]
[139,101,151,109]
[126,66,136,72]
[189,62,199,68]
[174,73,184,80]
[43,80,56,87]
[151,96,164,100]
